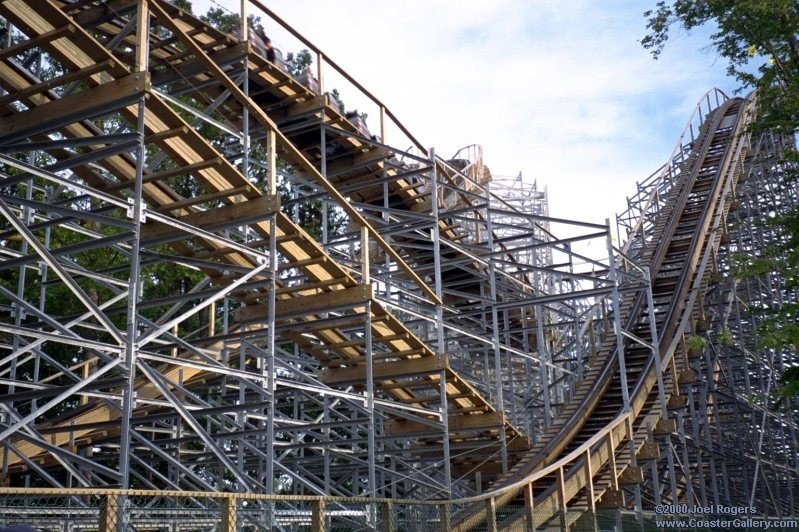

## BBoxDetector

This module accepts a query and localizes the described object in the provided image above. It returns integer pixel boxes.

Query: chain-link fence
[2,489,796,531]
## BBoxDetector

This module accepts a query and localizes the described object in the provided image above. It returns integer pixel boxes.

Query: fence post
[312,498,325,532]
[221,497,237,532]
[98,494,118,532]
[382,501,395,532]
[524,482,535,531]
[485,497,498,532]
[438,503,451,532]
[556,467,567,530]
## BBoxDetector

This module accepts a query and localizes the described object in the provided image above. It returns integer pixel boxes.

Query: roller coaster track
[448,94,756,529]
[0,1,797,528]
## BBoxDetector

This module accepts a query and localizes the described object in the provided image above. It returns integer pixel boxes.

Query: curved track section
[452,96,756,529]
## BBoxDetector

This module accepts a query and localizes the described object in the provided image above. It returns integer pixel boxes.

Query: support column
[430,148,452,495]
[486,182,508,473]
[265,128,278,498]
[118,10,149,532]
[362,226,377,505]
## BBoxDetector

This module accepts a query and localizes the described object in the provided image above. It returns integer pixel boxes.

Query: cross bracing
[0,2,795,530]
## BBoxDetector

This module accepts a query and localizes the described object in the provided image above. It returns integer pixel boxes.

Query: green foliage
[686,335,708,351]
[201,7,264,35]
[718,328,734,346]
[778,366,799,399]
[171,0,193,12]
[644,1,799,398]
[285,49,313,76]
[331,88,345,113]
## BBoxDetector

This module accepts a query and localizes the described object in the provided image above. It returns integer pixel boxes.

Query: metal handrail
[619,88,729,255]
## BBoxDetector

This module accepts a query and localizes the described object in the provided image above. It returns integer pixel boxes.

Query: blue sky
[190,0,741,226]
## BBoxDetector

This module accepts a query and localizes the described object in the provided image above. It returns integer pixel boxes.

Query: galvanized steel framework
[0,0,795,529]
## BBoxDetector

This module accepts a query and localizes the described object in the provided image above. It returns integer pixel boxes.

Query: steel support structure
[0,3,795,530]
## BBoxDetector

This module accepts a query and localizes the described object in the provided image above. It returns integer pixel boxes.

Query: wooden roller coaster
[0,1,796,529]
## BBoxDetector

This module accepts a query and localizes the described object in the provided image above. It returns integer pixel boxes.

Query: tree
[284,49,313,76]
[642,1,799,134]
[643,0,799,397]
[201,7,264,35]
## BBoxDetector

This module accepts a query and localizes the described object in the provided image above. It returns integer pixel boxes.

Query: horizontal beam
[319,354,448,386]
[140,194,279,244]
[386,412,502,437]
[237,284,372,323]
[0,73,148,144]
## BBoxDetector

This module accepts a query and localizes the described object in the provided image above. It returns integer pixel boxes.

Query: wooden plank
[0,23,75,61]
[72,0,138,27]
[140,194,279,244]
[104,157,222,192]
[386,412,502,436]
[0,60,112,107]
[654,418,677,435]
[150,43,248,87]
[237,284,372,323]
[485,498,497,532]
[152,185,253,213]
[619,465,644,484]
[0,72,148,144]
[272,95,327,124]
[636,441,660,461]
[319,354,448,386]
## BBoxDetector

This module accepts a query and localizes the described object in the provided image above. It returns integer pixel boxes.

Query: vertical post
[676,412,694,505]
[584,451,595,512]
[556,466,567,529]
[524,482,535,532]
[530,215,551,427]
[382,501,395,532]
[535,302,551,427]
[311,499,325,532]
[240,0,250,180]
[209,301,216,337]
[321,108,328,245]
[362,225,371,285]
[265,128,277,496]
[485,497,498,532]
[316,51,324,94]
[605,222,631,411]
[438,503,451,532]
[98,494,118,532]
[430,148,452,495]
[362,226,377,506]
[239,0,248,41]
[221,497,238,532]
[608,431,618,491]
[645,268,679,506]
[485,182,508,472]
[625,417,643,517]
[379,106,386,143]
[118,6,149,526]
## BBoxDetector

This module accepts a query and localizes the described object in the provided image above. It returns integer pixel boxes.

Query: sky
[190,0,741,228]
